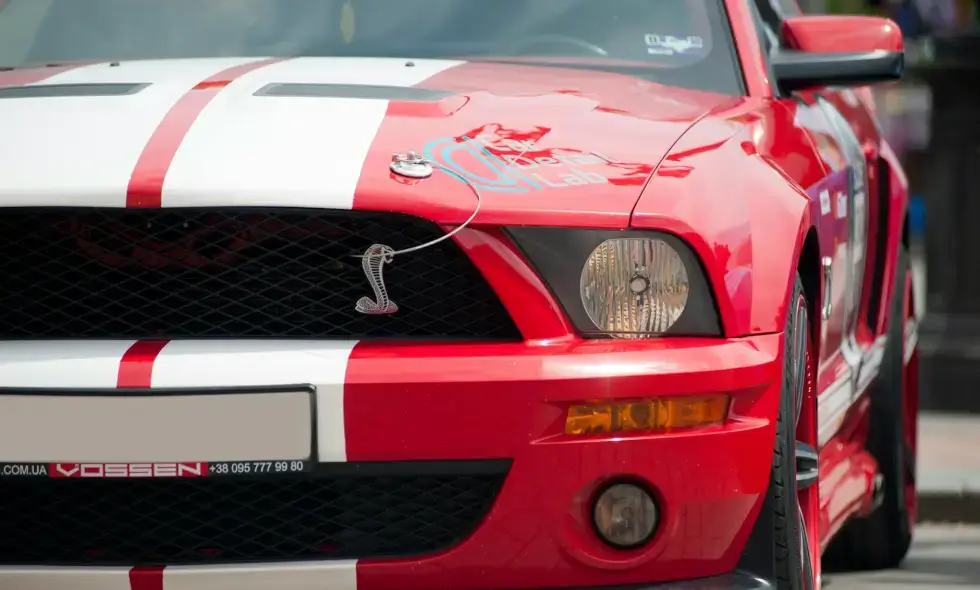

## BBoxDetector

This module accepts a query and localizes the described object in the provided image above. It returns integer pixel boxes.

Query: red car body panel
[349,335,783,589]
[0,0,915,588]
[355,60,733,229]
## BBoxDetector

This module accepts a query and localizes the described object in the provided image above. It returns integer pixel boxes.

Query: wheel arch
[733,232,819,586]
[797,227,821,350]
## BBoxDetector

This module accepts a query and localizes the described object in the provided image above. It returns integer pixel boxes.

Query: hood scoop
[255,83,455,102]
[0,83,149,99]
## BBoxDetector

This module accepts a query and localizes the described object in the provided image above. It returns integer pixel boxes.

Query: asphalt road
[825,524,980,589]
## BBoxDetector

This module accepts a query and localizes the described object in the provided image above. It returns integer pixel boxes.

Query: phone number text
[208,460,309,476]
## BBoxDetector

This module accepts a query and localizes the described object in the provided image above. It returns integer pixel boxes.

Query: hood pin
[390,151,433,179]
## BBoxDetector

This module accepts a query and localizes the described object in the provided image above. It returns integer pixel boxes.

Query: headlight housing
[506,228,720,337]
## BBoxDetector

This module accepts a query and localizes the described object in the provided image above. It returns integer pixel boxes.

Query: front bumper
[0,333,783,590]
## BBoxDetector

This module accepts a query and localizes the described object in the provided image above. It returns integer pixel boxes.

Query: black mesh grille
[0,462,509,565]
[0,208,520,340]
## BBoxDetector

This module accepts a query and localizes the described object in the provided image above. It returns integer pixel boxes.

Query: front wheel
[771,274,820,589]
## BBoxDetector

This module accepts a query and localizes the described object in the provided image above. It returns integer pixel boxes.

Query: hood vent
[0,83,149,99]
[255,83,454,102]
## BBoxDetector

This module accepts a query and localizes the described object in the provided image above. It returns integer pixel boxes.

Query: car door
[821,87,885,338]
[795,93,861,440]
[815,95,870,359]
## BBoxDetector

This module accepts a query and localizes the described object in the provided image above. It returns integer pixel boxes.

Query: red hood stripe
[129,565,164,590]
[126,58,286,208]
[118,340,170,388]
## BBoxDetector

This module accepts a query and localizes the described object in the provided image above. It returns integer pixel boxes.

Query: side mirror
[772,15,904,93]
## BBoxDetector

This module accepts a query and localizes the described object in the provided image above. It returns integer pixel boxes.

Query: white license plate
[0,389,313,464]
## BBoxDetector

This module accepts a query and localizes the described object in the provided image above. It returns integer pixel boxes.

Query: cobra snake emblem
[355,244,399,315]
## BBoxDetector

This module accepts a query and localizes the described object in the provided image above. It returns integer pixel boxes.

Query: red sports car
[0,1,916,589]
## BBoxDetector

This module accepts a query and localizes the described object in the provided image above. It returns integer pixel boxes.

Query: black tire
[772,274,815,590]
[824,246,914,571]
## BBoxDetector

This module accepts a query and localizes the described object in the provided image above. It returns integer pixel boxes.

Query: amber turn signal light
[565,395,729,436]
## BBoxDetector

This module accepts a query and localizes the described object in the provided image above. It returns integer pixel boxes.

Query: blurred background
[800,0,980,415]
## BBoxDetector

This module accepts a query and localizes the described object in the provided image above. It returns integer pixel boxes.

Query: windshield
[0,0,743,95]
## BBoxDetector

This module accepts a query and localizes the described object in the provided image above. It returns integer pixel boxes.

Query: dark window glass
[0,0,744,94]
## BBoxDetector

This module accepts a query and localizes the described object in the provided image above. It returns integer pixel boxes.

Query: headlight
[506,228,720,337]
[581,237,688,335]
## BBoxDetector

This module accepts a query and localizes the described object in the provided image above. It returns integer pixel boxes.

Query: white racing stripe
[0,567,131,590]
[0,340,134,388]
[163,561,358,590]
[150,340,359,463]
[0,58,260,207]
[161,56,464,208]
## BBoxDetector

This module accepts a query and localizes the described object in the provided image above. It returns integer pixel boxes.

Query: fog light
[592,482,658,549]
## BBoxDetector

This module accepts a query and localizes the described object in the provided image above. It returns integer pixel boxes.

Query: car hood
[0,57,734,227]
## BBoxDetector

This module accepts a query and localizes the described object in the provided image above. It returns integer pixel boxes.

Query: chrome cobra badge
[355,244,398,315]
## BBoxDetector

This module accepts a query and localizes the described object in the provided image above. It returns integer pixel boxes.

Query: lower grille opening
[0,461,509,565]
[0,207,521,341]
